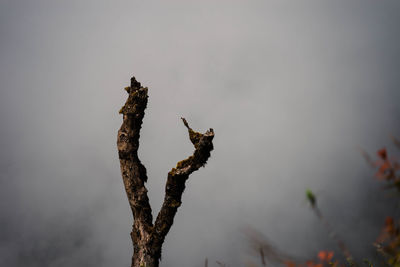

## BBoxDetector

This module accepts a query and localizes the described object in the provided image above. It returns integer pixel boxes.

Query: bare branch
[154,118,214,242]
[117,77,154,264]
[117,76,215,267]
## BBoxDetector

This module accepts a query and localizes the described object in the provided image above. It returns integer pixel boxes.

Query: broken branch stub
[117,76,215,267]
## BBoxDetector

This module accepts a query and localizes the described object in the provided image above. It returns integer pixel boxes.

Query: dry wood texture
[117,76,214,267]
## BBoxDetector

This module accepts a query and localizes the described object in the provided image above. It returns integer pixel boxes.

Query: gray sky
[1,0,400,266]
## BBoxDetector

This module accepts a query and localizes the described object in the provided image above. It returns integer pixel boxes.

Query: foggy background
[1,0,400,266]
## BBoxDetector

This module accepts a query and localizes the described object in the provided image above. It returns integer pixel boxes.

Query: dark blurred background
[1,1,400,266]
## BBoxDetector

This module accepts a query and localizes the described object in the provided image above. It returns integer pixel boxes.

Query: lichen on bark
[117,76,214,267]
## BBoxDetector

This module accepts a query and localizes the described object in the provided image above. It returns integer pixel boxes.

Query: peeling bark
[117,76,214,267]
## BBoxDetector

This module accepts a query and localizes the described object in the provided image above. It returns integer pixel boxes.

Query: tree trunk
[130,224,161,267]
[117,76,214,267]
[131,243,160,267]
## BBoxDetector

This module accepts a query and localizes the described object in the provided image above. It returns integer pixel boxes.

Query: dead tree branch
[117,76,214,267]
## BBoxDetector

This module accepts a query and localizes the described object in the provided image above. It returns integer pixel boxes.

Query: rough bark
[117,76,214,267]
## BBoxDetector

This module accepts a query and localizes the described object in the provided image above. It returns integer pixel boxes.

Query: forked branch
[117,76,214,267]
